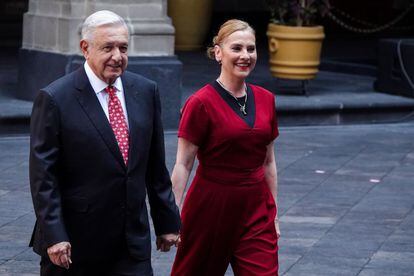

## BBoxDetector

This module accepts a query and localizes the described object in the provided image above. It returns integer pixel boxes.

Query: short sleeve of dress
[271,95,279,140]
[178,95,209,147]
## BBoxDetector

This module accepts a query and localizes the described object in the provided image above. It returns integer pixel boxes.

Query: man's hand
[156,233,180,252]
[47,241,72,269]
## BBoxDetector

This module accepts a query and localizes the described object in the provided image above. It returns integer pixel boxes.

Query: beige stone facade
[22,0,174,56]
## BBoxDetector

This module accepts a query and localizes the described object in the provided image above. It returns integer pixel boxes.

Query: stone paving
[1,122,414,275]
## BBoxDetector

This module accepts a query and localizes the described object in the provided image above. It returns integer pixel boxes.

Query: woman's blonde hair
[207,19,255,60]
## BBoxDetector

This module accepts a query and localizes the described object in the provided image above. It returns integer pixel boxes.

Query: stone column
[18,0,181,129]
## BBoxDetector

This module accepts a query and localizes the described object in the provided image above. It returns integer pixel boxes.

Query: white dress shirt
[84,62,129,128]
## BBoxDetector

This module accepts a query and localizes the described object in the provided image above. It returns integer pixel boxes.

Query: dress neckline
[211,81,256,129]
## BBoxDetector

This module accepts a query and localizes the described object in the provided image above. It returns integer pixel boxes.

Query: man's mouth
[107,64,121,69]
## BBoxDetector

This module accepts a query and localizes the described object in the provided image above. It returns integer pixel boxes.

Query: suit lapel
[122,74,146,172]
[74,68,126,169]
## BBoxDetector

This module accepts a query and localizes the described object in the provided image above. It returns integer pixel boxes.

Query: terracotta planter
[266,24,325,80]
[168,0,213,51]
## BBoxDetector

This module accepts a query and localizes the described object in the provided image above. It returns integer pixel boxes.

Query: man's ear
[80,40,89,59]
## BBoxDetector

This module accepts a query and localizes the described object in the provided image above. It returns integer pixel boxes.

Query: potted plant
[168,0,214,51]
[266,0,330,79]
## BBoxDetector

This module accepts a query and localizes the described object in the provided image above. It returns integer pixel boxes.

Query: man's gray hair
[81,10,129,41]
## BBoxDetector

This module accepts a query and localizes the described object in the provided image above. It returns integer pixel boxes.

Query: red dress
[172,83,279,276]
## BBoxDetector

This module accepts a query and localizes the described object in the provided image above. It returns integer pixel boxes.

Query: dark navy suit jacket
[29,67,180,262]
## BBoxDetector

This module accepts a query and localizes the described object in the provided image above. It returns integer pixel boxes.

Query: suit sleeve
[146,84,181,236]
[29,91,69,249]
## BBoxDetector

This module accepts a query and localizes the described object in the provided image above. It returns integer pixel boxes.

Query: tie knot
[105,86,116,98]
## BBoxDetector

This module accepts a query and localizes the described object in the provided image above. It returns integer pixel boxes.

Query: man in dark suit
[29,10,181,275]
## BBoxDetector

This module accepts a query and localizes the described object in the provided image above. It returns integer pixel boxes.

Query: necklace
[216,79,248,116]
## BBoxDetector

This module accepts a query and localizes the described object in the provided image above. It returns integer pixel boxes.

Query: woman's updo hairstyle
[207,19,255,60]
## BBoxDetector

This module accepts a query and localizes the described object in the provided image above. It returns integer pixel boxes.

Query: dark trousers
[40,255,153,276]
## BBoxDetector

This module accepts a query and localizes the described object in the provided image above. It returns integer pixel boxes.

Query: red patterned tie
[106,86,129,165]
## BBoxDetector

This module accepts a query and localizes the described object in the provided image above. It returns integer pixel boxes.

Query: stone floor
[1,122,414,275]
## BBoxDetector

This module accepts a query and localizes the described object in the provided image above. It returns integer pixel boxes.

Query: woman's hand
[275,218,281,239]
[156,233,181,252]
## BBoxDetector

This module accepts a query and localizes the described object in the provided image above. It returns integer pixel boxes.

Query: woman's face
[215,30,257,81]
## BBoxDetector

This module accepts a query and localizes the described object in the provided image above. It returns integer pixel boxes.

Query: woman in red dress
[171,19,280,275]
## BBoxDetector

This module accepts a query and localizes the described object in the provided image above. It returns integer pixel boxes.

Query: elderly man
[29,10,180,275]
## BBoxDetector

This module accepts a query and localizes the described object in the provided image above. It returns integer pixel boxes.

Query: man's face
[80,24,129,84]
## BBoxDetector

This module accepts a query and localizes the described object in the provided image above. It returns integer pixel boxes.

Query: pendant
[240,105,247,116]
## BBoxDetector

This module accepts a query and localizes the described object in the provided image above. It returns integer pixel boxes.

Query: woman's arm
[264,141,280,237]
[171,138,199,210]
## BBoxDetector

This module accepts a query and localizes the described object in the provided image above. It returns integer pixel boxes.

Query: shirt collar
[84,62,123,94]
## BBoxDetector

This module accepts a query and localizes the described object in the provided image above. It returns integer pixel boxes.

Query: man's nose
[111,48,122,61]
